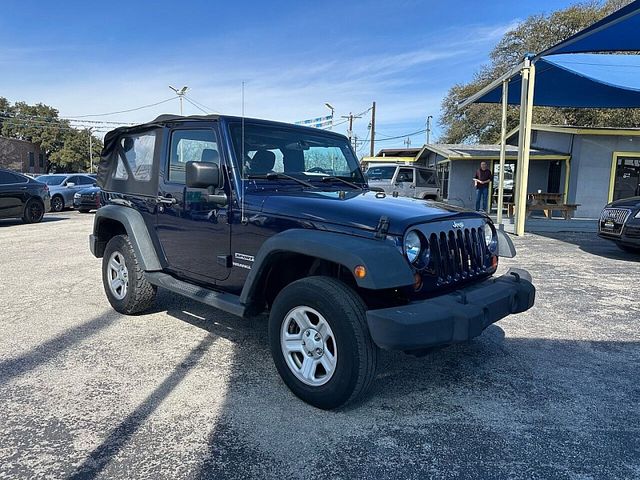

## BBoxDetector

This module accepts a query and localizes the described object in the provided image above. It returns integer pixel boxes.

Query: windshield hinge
[375,216,390,239]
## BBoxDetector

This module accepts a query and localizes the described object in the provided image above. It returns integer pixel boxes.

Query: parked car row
[0,168,102,224]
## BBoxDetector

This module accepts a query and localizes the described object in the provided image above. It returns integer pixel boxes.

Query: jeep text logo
[452,221,464,229]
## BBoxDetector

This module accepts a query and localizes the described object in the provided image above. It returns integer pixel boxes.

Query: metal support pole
[515,59,536,236]
[369,101,376,157]
[88,128,94,173]
[496,80,509,225]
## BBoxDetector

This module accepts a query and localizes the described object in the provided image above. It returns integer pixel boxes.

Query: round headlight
[404,230,422,264]
[484,224,497,252]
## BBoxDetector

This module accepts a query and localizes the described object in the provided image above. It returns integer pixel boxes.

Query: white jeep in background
[365,163,441,200]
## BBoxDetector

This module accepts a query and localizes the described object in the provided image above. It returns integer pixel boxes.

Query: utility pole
[169,85,189,115]
[88,127,94,173]
[426,115,433,144]
[341,112,362,147]
[325,103,335,130]
[369,101,376,157]
[404,137,412,148]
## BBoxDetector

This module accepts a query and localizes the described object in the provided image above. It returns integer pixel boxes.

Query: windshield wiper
[320,176,364,190]
[247,173,317,189]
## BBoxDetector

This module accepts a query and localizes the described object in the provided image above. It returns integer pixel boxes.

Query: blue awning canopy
[538,0,640,56]
[475,54,640,108]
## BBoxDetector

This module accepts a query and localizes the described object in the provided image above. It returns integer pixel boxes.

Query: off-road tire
[268,276,378,410]
[22,199,45,224]
[51,195,64,212]
[102,234,156,314]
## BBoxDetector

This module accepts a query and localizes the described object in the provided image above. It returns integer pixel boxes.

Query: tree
[439,0,639,144]
[0,97,102,172]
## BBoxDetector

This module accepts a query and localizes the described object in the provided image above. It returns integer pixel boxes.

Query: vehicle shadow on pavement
[68,334,217,480]
[0,311,120,387]
[142,289,639,479]
[0,215,70,227]
[532,231,639,261]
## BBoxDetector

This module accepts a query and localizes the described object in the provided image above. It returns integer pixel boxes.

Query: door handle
[157,195,177,205]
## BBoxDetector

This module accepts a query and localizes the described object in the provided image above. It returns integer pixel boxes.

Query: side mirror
[66,182,76,187]
[496,229,516,258]
[186,161,220,189]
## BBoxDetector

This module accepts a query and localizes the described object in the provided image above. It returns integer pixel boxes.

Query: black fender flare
[239,229,415,305]
[92,205,162,271]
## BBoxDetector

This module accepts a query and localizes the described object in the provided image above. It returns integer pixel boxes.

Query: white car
[366,164,441,200]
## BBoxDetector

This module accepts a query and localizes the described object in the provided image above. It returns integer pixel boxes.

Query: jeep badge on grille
[452,221,464,229]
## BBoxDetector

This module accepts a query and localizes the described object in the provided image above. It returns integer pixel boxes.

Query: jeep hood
[258,190,485,235]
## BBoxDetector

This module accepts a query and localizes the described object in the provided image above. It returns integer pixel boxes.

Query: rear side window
[77,176,95,185]
[115,133,156,182]
[0,171,24,184]
[168,129,219,183]
[416,169,438,187]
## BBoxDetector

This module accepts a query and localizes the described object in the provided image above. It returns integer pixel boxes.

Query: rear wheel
[50,195,64,212]
[102,235,156,314]
[617,243,640,254]
[22,199,45,224]
[268,276,378,409]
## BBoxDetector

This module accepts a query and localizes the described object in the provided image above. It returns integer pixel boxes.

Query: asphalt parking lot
[1,211,639,479]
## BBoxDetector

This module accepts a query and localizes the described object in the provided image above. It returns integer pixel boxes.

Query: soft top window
[97,126,160,196]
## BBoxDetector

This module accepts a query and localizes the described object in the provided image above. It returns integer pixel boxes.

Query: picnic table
[501,192,580,220]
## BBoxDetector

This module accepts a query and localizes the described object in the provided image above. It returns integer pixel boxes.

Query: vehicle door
[0,171,28,218]
[156,125,231,283]
[63,175,85,205]
[394,167,415,197]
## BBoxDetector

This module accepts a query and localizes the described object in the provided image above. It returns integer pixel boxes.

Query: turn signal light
[413,272,423,291]
[354,265,367,279]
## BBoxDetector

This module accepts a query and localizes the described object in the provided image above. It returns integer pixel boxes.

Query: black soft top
[97,114,349,193]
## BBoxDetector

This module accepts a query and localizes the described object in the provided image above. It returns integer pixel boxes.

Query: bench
[526,203,580,220]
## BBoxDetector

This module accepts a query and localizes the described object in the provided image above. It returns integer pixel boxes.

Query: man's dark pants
[475,187,489,212]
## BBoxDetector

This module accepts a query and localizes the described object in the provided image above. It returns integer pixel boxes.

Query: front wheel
[268,276,378,409]
[50,195,64,212]
[102,235,156,314]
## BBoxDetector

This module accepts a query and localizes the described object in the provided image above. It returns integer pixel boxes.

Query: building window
[39,154,44,168]
[28,152,35,167]
[437,162,450,199]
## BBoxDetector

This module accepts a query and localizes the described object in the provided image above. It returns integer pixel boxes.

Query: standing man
[473,161,492,212]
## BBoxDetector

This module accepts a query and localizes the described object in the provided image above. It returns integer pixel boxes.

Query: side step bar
[145,272,245,317]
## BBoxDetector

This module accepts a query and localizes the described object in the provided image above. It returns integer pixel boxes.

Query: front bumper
[366,268,535,351]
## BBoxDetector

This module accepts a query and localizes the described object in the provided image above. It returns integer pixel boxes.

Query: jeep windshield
[365,166,396,181]
[230,123,366,188]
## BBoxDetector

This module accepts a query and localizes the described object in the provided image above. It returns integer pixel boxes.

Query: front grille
[80,194,95,200]
[624,225,640,239]
[427,227,488,286]
[599,208,631,236]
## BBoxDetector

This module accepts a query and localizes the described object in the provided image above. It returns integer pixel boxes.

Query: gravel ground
[0,211,639,479]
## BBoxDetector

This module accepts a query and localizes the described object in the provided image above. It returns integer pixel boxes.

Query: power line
[183,96,209,114]
[67,97,177,118]
[184,94,220,114]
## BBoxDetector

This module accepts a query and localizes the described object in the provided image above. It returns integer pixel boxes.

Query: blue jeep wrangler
[90,114,535,409]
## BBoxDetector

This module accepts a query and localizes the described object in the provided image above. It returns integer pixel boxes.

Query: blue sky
[0,0,579,149]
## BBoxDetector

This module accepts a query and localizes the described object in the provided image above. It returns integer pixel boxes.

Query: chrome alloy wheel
[107,251,129,300]
[280,306,338,387]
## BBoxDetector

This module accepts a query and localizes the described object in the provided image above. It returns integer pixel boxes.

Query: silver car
[366,163,441,200]
[36,174,97,212]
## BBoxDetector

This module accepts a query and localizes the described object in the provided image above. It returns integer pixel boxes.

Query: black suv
[598,197,640,253]
[90,115,535,409]
[0,168,51,223]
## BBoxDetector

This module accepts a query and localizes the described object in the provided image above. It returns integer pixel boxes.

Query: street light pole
[426,115,433,144]
[169,85,189,115]
[325,103,335,130]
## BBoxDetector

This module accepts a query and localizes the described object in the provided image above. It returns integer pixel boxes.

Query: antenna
[240,81,247,225]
